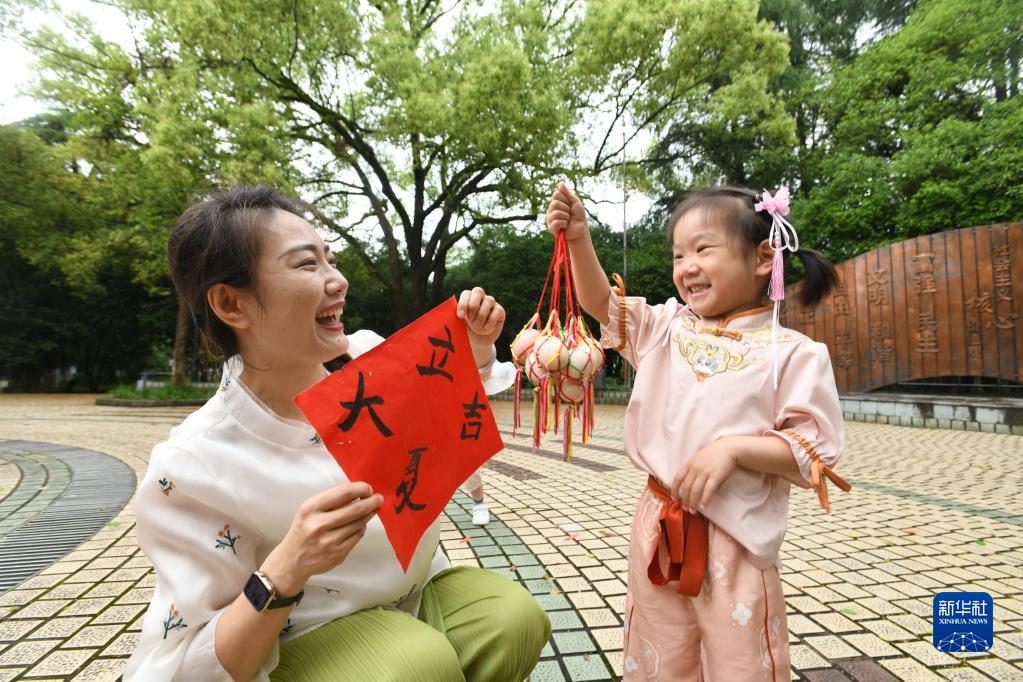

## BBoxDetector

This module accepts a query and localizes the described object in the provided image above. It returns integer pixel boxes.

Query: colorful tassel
[513,369,522,436]
[563,407,573,460]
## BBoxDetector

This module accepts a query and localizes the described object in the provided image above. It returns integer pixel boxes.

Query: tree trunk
[429,258,448,308]
[172,297,189,386]
[410,262,430,318]
[388,279,408,326]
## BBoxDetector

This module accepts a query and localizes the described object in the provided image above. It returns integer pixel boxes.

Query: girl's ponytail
[792,248,838,308]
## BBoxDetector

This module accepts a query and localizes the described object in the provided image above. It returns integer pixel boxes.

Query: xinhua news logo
[932,592,993,653]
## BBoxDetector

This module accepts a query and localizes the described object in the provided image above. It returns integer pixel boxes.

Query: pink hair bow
[754,187,790,217]
[756,187,799,389]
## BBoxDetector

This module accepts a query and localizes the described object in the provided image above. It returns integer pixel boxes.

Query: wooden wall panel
[781,223,1023,394]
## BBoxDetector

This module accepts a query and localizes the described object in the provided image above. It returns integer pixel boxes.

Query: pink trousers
[623,484,791,681]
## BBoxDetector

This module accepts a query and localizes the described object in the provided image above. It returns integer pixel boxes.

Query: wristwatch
[243,570,304,612]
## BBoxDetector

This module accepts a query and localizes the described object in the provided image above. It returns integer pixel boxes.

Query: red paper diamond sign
[294,297,504,571]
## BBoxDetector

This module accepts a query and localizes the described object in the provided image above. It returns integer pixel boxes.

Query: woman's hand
[457,287,506,366]
[546,182,589,242]
[261,482,382,596]
[672,437,739,512]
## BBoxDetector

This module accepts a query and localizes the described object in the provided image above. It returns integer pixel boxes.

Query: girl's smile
[672,209,773,320]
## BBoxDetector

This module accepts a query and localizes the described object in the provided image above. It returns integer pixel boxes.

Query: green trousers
[269,567,551,682]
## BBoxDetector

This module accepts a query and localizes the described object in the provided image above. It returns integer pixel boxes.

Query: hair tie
[755,186,799,390]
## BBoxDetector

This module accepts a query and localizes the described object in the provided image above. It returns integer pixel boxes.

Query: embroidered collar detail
[674,307,801,382]
[219,356,322,449]
[698,305,774,330]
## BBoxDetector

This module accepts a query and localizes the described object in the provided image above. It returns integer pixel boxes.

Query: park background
[2,3,1023,682]
[1,0,1021,396]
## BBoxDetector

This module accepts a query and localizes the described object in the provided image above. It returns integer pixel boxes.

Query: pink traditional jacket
[601,293,847,570]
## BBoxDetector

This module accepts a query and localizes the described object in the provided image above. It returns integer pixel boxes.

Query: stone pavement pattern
[0,394,1021,681]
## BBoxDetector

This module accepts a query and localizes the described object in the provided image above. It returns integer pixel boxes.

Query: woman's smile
[315,301,345,333]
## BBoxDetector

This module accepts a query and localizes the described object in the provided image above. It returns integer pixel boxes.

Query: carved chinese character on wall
[833,333,854,369]
[868,269,890,307]
[912,254,937,295]
[915,312,939,353]
[992,229,1017,331]
[832,280,850,316]
[869,321,895,364]
[967,294,994,329]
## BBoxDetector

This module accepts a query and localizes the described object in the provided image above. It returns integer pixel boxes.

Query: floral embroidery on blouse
[393,583,417,607]
[309,433,322,444]
[162,603,187,639]
[157,478,175,496]
[319,586,341,596]
[220,376,232,392]
[214,524,239,554]
[281,618,294,636]
[675,318,798,382]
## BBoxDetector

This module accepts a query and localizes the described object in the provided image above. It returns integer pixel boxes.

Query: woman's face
[242,209,349,365]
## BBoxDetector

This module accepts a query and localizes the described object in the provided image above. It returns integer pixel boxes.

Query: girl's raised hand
[546,182,589,242]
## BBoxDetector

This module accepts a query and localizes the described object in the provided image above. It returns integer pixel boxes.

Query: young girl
[546,183,849,681]
[124,186,549,681]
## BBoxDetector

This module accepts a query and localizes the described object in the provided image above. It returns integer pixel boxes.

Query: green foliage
[640,0,1021,266]
[10,0,793,322]
[3,0,1021,392]
[109,382,215,401]
[0,119,177,390]
[0,227,176,391]
[574,0,792,192]
[799,0,1023,261]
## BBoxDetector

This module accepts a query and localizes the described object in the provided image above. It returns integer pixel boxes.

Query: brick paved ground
[1,394,1021,681]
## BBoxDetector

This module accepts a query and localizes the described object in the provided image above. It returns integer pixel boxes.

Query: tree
[0,122,175,390]
[758,0,916,192]
[573,0,793,203]
[799,0,1023,260]
[12,11,298,383]
[12,0,791,325]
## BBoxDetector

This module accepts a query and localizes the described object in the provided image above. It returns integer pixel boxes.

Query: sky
[0,37,45,124]
[0,2,654,236]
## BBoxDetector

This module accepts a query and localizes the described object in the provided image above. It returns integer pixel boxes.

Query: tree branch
[304,203,386,287]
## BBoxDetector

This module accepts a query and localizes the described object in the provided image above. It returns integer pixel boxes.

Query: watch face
[244,573,272,611]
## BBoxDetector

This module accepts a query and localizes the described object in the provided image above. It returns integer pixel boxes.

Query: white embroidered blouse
[123,330,515,681]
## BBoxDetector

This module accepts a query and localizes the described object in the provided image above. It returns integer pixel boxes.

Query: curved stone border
[0,451,71,539]
[0,439,136,593]
[95,397,208,407]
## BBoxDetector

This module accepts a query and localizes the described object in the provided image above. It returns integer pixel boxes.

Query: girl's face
[672,208,772,320]
[241,209,349,365]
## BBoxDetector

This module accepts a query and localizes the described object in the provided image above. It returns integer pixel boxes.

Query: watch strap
[267,590,303,609]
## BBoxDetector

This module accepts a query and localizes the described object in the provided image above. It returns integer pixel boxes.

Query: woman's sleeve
[123,446,278,681]
[599,290,679,368]
[764,340,850,512]
[478,344,516,394]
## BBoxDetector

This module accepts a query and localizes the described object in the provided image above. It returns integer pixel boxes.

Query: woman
[123,186,550,681]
